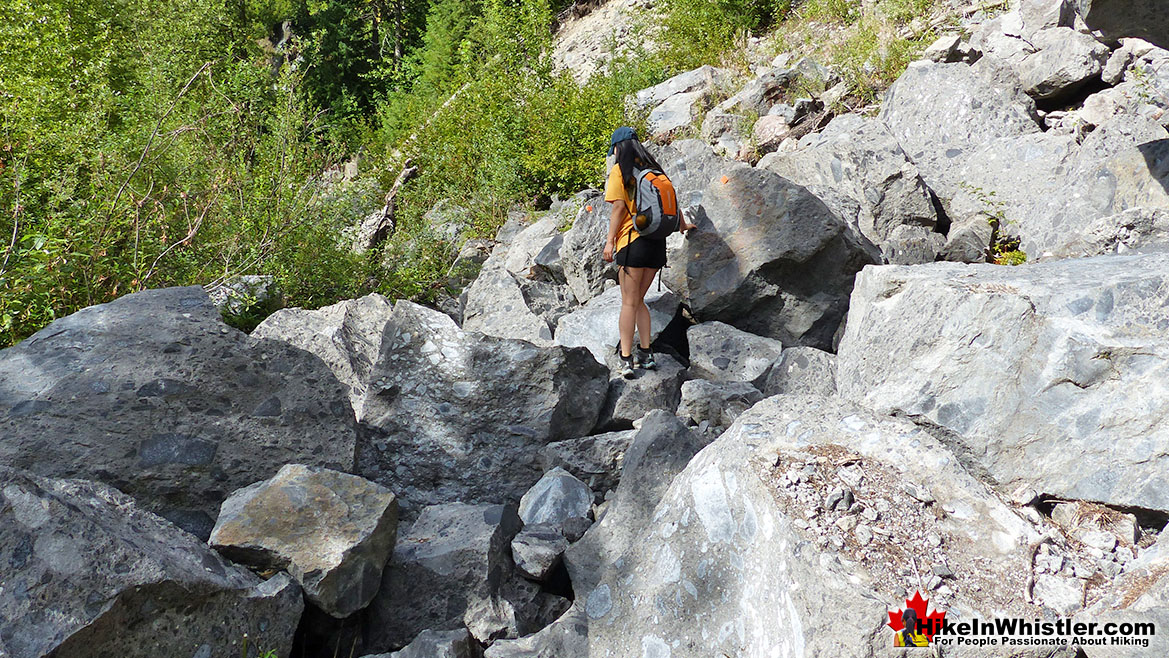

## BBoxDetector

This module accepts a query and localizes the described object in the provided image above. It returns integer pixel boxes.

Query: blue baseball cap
[609,126,637,155]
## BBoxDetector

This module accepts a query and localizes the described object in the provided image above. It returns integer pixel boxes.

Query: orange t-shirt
[604,164,639,252]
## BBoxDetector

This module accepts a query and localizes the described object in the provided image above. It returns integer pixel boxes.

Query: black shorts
[615,236,666,269]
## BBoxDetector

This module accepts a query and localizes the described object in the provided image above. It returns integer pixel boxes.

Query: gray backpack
[630,166,680,240]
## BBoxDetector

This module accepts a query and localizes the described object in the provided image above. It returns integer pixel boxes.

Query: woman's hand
[680,219,698,233]
[603,238,615,262]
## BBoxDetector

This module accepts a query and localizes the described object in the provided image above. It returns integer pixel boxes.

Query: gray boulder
[699,111,745,157]
[518,467,593,529]
[758,113,937,246]
[1077,0,1169,51]
[653,139,735,210]
[357,301,607,517]
[761,346,837,397]
[687,320,784,386]
[539,430,635,496]
[595,352,687,431]
[715,66,797,117]
[638,67,733,140]
[209,464,399,618]
[1020,0,1076,33]
[483,604,588,658]
[515,278,577,329]
[879,61,1040,201]
[909,101,1169,260]
[585,395,1047,656]
[0,467,303,658]
[554,285,680,365]
[0,286,356,538]
[531,233,567,283]
[462,266,554,346]
[924,34,963,63]
[502,215,562,278]
[837,254,1169,512]
[363,503,522,650]
[675,379,763,429]
[751,114,792,154]
[940,212,995,263]
[663,165,876,348]
[633,65,731,110]
[880,224,946,265]
[647,90,707,138]
[559,192,615,305]
[376,628,480,658]
[565,411,709,597]
[511,524,569,581]
[1016,28,1109,100]
[252,292,394,421]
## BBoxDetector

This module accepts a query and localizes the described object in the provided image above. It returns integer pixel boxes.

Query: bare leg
[635,268,659,349]
[618,267,646,357]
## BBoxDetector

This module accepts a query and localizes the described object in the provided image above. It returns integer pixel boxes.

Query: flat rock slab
[838,254,1169,512]
[0,466,302,658]
[209,464,399,618]
[357,301,607,517]
[0,286,356,538]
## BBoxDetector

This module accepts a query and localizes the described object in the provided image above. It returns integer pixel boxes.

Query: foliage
[0,0,371,346]
[661,0,792,70]
[0,0,951,347]
[779,0,939,105]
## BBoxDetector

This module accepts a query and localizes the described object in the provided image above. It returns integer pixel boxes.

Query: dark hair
[614,139,664,188]
[902,608,920,636]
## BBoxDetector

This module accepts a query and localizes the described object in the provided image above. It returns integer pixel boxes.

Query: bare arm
[604,200,626,262]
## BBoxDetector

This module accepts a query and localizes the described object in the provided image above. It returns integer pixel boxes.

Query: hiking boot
[635,348,656,370]
[617,355,636,379]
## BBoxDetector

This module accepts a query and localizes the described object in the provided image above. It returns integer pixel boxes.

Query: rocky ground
[4,0,1169,657]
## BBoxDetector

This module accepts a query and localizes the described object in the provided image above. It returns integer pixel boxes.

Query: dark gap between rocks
[929,189,952,237]
[1035,75,1112,115]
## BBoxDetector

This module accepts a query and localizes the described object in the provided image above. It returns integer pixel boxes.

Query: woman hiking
[602,126,696,378]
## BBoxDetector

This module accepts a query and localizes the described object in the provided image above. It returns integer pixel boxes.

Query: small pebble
[836,515,858,532]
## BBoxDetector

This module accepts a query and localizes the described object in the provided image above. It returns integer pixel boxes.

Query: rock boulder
[209,464,399,618]
[0,286,356,538]
[357,301,607,516]
[0,467,303,658]
[663,165,876,348]
[838,254,1169,512]
[586,396,1048,656]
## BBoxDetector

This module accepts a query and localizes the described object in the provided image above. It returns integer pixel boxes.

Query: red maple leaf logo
[887,591,947,642]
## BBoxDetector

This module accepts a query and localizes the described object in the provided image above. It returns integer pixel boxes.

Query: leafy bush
[661,0,792,70]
